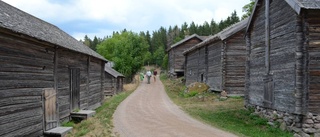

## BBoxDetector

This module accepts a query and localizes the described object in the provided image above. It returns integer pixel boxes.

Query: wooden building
[245,0,320,135]
[183,18,248,95]
[0,1,108,136]
[104,66,125,96]
[167,34,207,77]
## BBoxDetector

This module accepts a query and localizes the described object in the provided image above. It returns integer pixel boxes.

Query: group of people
[140,69,157,84]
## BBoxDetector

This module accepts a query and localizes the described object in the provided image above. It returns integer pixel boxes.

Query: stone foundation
[252,106,320,137]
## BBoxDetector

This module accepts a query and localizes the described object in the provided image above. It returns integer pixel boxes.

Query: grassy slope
[160,74,293,137]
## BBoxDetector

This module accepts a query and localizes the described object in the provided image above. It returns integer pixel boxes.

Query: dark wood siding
[57,49,89,119]
[246,0,298,112]
[307,10,320,114]
[0,32,54,136]
[88,57,103,109]
[207,41,223,91]
[185,50,199,85]
[169,38,202,75]
[224,32,246,94]
[198,46,207,83]
[247,1,266,107]
[104,72,116,95]
[174,38,202,72]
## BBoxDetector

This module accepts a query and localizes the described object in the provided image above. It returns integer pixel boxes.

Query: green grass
[160,73,293,137]
[66,90,134,137]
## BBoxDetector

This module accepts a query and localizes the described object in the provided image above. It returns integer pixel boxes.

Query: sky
[3,0,251,40]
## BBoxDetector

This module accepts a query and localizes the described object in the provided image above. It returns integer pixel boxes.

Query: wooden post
[263,0,274,108]
[53,46,59,126]
[86,56,90,109]
[221,41,227,91]
[265,0,270,75]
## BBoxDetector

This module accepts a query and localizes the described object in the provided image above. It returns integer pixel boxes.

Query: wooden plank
[0,115,42,136]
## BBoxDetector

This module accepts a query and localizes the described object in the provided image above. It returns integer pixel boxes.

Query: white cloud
[3,0,250,38]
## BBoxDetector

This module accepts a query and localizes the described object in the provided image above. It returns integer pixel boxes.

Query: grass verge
[160,74,293,137]
[65,76,139,137]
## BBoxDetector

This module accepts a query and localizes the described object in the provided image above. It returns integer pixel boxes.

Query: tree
[83,35,92,47]
[96,31,150,80]
[242,0,255,20]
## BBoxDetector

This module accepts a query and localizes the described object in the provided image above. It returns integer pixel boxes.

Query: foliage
[242,0,255,20]
[97,31,150,79]
[161,54,168,70]
[85,4,250,70]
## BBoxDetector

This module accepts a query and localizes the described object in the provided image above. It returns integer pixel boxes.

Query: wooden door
[43,88,58,130]
[263,74,274,108]
[70,68,80,111]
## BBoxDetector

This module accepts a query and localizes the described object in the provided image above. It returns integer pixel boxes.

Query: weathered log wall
[0,30,105,136]
[307,10,320,114]
[0,32,54,136]
[246,0,299,113]
[104,72,116,95]
[169,38,202,76]
[198,46,207,83]
[185,49,199,85]
[224,32,246,94]
[88,57,103,109]
[56,48,89,119]
[207,42,223,91]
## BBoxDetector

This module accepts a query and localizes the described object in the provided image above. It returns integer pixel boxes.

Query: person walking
[146,70,152,84]
[153,70,157,82]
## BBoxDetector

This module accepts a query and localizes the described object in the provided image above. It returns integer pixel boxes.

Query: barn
[245,0,320,135]
[104,66,125,96]
[0,1,108,136]
[167,34,207,77]
[183,18,248,95]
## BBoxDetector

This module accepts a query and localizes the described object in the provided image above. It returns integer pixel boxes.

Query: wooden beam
[265,0,270,75]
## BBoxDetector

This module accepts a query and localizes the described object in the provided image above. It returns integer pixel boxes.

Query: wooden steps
[44,127,72,137]
[70,110,96,120]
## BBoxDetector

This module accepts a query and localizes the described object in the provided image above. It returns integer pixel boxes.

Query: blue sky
[3,0,251,40]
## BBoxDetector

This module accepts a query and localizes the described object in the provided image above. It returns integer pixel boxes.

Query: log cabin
[183,18,248,95]
[167,34,207,77]
[0,1,108,136]
[245,0,320,135]
[104,66,124,96]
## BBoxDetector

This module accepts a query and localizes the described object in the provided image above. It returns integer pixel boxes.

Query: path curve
[113,74,237,137]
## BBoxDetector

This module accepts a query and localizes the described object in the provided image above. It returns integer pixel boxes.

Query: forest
[80,0,254,80]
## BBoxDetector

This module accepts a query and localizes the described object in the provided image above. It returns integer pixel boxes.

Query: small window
[200,74,204,82]
[189,70,192,75]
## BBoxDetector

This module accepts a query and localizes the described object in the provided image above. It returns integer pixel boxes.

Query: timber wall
[307,10,320,114]
[224,32,246,94]
[207,42,223,91]
[246,0,299,113]
[185,50,199,85]
[0,32,54,136]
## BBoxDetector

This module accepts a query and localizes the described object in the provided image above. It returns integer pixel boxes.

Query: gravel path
[113,75,237,137]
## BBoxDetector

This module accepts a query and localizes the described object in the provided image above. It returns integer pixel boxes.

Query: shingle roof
[285,0,320,14]
[167,34,207,52]
[0,1,107,62]
[183,18,248,55]
[105,66,125,78]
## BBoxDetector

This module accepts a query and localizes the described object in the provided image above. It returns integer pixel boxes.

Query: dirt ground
[112,73,237,137]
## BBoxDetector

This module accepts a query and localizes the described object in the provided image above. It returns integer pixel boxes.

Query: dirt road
[113,75,237,137]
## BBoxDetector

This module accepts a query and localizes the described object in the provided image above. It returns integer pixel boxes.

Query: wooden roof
[246,0,320,34]
[0,1,108,62]
[183,18,248,55]
[105,66,125,78]
[167,34,207,52]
